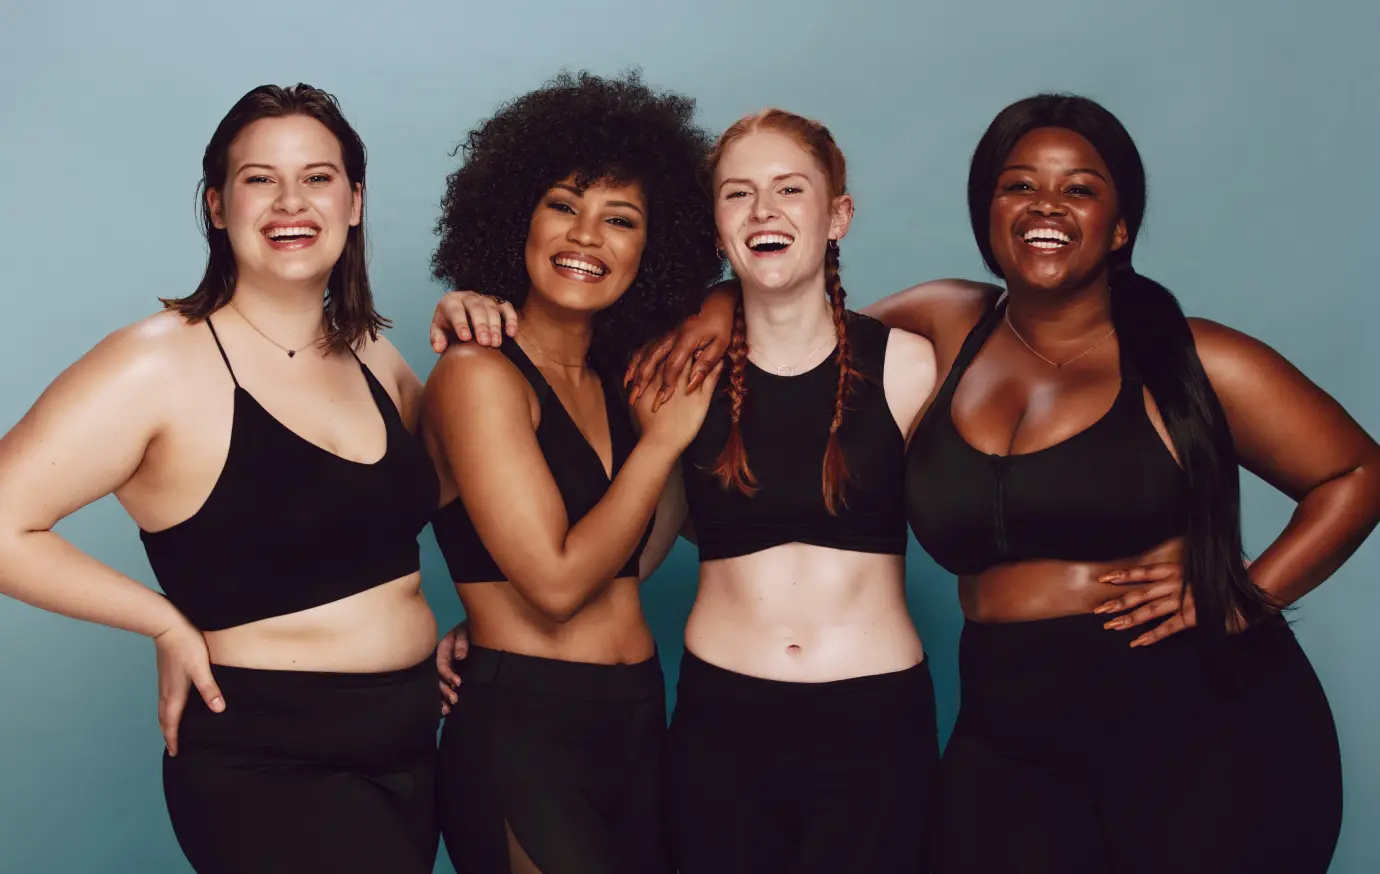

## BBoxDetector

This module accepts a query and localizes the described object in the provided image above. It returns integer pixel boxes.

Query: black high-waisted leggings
[438,646,671,874]
[935,614,1342,874]
[162,657,440,874]
[665,651,940,873]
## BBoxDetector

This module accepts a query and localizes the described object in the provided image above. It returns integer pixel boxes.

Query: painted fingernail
[1099,573,1122,583]
[1104,618,1128,630]
[1093,603,1114,615]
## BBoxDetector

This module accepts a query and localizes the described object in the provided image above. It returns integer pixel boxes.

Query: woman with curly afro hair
[421,71,723,874]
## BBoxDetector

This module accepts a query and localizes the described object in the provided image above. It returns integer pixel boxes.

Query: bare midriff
[686,543,921,683]
[959,535,1185,623]
[205,572,437,672]
[457,576,655,666]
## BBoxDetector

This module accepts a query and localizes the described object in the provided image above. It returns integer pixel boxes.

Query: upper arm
[638,462,689,582]
[1190,318,1380,501]
[0,324,167,535]
[861,278,1001,340]
[422,347,571,584]
[359,334,424,431]
[881,328,938,441]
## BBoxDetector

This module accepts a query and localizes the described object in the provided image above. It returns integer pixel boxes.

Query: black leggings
[936,614,1342,874]
[438,646,671,874]
[162,657,440,874]
[665,651,940,874]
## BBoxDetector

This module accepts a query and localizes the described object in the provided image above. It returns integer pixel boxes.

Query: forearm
[0,529,187,638]
[523,441,681,618]
[1250,464,1380,605]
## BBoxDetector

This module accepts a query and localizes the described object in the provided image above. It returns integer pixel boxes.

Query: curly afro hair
[432,70,722,370]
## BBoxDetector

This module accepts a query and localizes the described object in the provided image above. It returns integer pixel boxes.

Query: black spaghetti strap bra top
[682,311,908,561]
[139,319,439,632]
[432,341,651,583]
[905,299,1189,576]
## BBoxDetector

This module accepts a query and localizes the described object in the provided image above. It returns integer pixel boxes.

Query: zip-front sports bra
[682,312,908,561]
[140,319,439,631]
[432,341,651,583]
[905,299,1189,576]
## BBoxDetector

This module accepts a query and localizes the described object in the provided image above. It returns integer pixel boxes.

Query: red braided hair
[706,109,857,514]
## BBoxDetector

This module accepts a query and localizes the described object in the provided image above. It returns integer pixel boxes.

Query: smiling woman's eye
[780,186,802,195]
[246,175,272,184]
[607,216,638,229]
[1066,184,1096,197]
[724,190,748,200]
[545,200,576,214]
[1001,180,1033,192]
[306,174,332,184]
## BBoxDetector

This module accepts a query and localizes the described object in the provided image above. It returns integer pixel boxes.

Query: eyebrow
[1000,163,1108,182]
[717,172,809,192]
[236,161,343,175]
[551,182,645,217]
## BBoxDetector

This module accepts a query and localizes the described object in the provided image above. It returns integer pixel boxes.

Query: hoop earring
[716,247,727,260]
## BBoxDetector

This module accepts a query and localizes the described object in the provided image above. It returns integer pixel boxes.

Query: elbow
[522,582,585,625]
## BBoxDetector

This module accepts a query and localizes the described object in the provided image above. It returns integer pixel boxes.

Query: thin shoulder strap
[499,340,551,403]
[205,317,240,388]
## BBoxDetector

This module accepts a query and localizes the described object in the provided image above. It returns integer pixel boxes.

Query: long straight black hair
[967,94,1279,638]
[163,83,386,353]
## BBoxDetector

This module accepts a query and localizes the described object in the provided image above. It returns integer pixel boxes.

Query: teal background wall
[1,1,1375,871]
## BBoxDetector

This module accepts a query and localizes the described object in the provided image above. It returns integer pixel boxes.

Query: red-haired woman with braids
[667,110,940,872]
[430,109,941,870]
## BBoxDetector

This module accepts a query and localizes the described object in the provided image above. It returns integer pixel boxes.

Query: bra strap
[205,317,240,388]
[936,297,1006,399]
[499,341,552,404]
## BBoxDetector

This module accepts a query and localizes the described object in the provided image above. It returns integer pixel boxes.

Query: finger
[438,680,459,707]
[441,702,451,716]
[500,300,519,337]
[444,295,473,342]
[191,668,226,714]
[1102,595,1182,631]
[437,654,461,689]
[633,336,676,397]
[452,627,470,660]
[1092,580,1182,615]
[686,338,728,393]
[1131,614,1188,647]
[483,305,506,347]
[160,687,187,757]
[1097,563,1180,585]
[625,347,647,389]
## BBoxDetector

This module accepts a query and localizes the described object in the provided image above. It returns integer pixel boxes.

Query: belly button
[786,645,802,654]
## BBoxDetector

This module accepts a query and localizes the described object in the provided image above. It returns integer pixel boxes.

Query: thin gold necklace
[228,300,322,359]
[1004,308,1115,369]
[518,329,587,368]
[750,332,838,376]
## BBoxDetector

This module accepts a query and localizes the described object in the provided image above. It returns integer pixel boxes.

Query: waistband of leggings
[207,654,435,692]
[676,648,931,703]
[459,645,664,701]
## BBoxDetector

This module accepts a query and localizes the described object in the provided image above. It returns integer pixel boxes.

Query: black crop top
[682,311,908,561]
[140,320,439,632]
[905,299,1189,576]
[432,341,651,583]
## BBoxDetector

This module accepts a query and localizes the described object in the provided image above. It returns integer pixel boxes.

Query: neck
[1004,273,1114,344]
[225,276,328,349]
[740,274,837,362]
[517,293,594,369]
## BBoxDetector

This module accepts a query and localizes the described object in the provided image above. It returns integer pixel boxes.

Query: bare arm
[1193,318,1380,605]
[638,463,690,582]
[424,346,715,623]
[0,324,189,637]
[860,278,1001,339]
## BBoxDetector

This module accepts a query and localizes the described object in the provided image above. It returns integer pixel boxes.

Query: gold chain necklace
[518,329,587,368]
[1004,308,1115,369]
[228,300,322,359]
[749,332,837,376]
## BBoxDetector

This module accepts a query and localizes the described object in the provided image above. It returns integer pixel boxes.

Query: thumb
[191,665,226,714]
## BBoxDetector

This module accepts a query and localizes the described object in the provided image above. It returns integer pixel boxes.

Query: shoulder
[425,343,531,405]
[82,309,205,389]
[883,327,937,375]
[1186,317,1289,387]
[863,278,1003,342]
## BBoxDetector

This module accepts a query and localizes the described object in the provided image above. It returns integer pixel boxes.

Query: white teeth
[554,256,606,276]
[746,232,794,248]
[266,226,318,240]
[1023,228,1071,246]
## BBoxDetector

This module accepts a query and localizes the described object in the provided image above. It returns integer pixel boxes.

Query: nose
[1028,194,1066,218]
[567,210,604,248]
[750,191,780,223]
[274,179,307,214]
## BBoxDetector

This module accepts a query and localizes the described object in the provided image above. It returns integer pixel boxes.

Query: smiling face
[207,115,361,292]
[988,126,1128,293]
[523,175,648,315]
[713,131,852,294]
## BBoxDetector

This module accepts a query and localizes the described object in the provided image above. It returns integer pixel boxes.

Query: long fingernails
[629,386,643,404]
[1130,636,1150,648]
[1104,618,1129,630]
[1099,573,1122,583]
[656,388,672,408]
[1093,604,1116,615]
[688,372,704,392]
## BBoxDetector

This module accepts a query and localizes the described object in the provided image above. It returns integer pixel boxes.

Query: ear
[350,182,363,227]
[1110,217,1129,252]
[207,188,226,229]
[828,193,855,243]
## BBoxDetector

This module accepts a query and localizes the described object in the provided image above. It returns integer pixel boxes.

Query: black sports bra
[140,319,439,631]
[432,341,651,583]
[682,311,908,561]
[905,299,1189,576]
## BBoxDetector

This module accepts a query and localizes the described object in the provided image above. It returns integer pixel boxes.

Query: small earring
[716,247,727,260]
